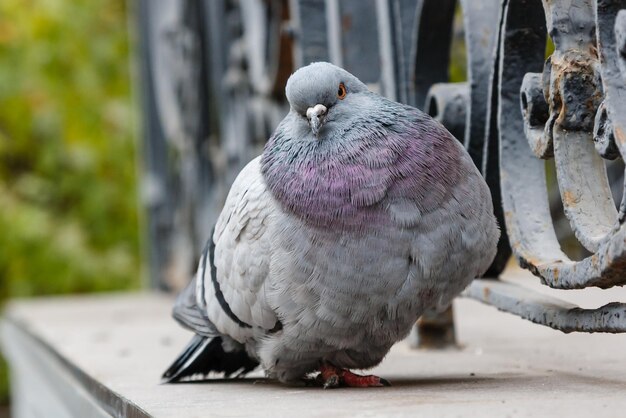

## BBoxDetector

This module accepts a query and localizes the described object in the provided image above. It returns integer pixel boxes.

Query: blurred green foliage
[0,0,140,406]
[449,5,467,83]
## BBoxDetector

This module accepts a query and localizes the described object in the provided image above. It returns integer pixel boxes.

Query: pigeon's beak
[306,104,327,137]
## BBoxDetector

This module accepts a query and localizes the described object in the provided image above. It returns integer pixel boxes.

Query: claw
[323,374,340,389]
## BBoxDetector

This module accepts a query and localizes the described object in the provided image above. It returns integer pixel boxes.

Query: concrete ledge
[1,319,149,418]
[1,270,626,417]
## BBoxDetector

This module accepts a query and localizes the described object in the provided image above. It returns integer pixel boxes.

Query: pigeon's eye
[337,83,347,100]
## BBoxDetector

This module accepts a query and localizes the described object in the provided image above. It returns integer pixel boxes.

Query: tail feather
[162,335,259,383]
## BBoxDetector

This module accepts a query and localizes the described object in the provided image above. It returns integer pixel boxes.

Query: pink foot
[318,364,391,388]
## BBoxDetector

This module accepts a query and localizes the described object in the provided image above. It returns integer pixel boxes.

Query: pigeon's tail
[162,335,259,383]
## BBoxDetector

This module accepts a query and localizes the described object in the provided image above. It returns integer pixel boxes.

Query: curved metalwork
[498,0,626,290]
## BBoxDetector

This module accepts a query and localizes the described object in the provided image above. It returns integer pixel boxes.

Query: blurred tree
[449,5,467,83]
[0,0,140,407]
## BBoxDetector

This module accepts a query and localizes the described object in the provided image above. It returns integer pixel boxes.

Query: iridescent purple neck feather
[260,63,462,231]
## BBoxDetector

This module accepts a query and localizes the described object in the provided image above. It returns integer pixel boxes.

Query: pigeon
[162,62,499,388]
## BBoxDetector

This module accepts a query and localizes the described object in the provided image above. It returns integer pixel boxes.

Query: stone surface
[2,267,626,417]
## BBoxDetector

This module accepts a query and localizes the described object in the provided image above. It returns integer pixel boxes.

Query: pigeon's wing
[167,157,276,381]
[196,156,280,342]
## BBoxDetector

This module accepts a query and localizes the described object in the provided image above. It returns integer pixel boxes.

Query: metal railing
[136,0,626,336]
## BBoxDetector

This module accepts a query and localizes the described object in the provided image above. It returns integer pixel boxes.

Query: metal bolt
[593,101,620,160]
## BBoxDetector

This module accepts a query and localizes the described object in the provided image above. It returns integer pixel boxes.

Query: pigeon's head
[285,62,369,138]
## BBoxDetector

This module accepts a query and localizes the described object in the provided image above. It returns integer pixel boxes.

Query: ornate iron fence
[136,0,626,335]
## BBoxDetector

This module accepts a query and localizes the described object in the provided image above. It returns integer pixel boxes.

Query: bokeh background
[0,0,140,412]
